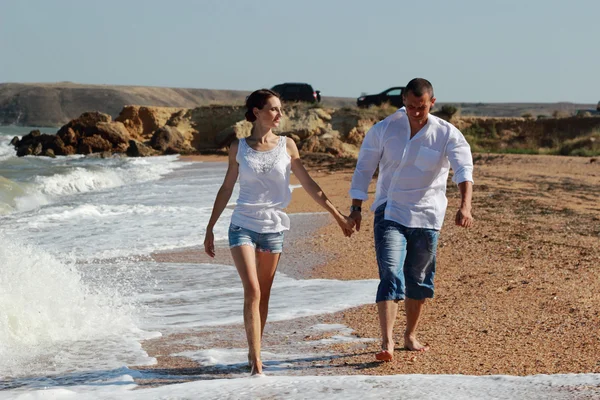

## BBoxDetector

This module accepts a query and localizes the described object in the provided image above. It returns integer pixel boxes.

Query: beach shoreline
[139,152,600,379]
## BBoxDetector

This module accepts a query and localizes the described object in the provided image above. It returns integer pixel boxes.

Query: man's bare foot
[404,334,429,351]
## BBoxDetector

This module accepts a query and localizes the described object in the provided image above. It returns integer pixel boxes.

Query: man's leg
[404,298,428,351]
[373,209,407,361]
[403,227,438,352]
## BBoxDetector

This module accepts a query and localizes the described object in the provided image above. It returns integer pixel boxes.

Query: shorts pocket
[414,147,441,172]
[229,224,243,232]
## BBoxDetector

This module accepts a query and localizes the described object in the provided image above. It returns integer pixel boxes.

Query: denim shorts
[373,203,439,302]
[228,224,285,253]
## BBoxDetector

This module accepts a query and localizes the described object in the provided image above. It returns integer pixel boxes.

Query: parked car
[357,87,405,108]
[271,83,321,103]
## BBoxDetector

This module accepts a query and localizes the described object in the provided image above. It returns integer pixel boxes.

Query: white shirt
[231,136,291,233]
[349,108,473,230]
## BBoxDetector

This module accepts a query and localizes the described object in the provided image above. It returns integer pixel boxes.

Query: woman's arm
[204,140,240,257]
[286,138,354,236]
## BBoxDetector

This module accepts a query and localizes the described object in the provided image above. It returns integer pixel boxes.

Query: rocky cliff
[11,104,600,159]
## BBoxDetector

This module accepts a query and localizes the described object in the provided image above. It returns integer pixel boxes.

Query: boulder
[150,126,185,153]
[44,149,56,158]
[57,127,78,146]
[56,111,112,138]
[127,140,158,157]
[215,120,252,148]
[77,135,113,154]
[115,106,185,141]
[95,121,131,151]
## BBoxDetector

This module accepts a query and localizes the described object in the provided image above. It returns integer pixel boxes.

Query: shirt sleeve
[446,127,474,185]
[349,123,382,200]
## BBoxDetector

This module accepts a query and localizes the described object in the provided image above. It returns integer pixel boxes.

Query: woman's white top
[230,136,292,233]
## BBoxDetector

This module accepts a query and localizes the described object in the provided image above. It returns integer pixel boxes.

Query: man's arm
[455,181,473,228]
[349,124,382,231]
[447,128,474,229]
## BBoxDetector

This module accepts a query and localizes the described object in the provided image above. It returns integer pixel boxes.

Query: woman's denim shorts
[228,224,285,254]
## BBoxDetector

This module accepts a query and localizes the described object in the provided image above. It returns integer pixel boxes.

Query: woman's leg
[255,251,281,338]
[230,245,263,375]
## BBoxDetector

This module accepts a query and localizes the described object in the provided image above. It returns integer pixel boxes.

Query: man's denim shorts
[228,224,285,254]
[373,203,439,302]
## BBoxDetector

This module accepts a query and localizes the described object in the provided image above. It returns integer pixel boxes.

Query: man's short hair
[404,78,434,98]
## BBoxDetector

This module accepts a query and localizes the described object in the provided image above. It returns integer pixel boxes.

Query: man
[349,78,474,361]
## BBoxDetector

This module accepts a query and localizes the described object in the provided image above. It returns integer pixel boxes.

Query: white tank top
[230,136,292,233]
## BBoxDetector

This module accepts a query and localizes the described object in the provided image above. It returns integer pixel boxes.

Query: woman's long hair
[245,89,280,122]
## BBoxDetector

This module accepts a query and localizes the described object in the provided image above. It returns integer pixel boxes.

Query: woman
[203,89,354,376]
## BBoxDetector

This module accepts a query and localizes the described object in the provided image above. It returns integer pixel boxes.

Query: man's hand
[455,206,473,228]
[349,210,362,232]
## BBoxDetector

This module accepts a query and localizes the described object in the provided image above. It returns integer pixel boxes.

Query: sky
[1,0,599,103]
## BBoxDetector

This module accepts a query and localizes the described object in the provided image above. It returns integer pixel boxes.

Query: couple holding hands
[204,78,474,376]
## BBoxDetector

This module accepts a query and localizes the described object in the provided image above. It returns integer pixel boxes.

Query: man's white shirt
[349,108,474,230]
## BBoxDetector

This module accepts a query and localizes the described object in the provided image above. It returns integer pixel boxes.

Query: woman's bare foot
[375,340,395,361]
[375,350,394,361]
[248,354,265,370]
[404,334,429,352]
[250,362,263,376]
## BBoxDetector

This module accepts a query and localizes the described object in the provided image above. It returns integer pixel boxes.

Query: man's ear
[430,97,437,109]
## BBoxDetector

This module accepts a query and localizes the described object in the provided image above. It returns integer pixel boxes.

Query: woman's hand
[204,229,215,257]
[336,214,355,237]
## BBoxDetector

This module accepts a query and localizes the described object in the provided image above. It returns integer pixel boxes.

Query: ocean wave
[0,155,183,214]
[0,236,154,378]
[34,156,181,197]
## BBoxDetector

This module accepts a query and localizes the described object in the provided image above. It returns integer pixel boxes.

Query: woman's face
[254,96,283,128]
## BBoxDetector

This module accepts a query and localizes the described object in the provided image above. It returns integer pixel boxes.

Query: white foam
[33,155,182,198]
[134,262,378,330]
[0,237,155,378]
[1,162,233,259]
[0,135,17,161]
[1,373,599,400]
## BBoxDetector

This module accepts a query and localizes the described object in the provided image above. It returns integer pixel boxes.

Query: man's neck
[409,117,428,138]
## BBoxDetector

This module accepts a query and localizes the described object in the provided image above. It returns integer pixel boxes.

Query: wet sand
[136,153,600,381]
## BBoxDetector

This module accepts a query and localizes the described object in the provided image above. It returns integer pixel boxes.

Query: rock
[44,148,56,158]
[77,135,112,154]
[95,122,131,150]
[57,127,78,146]
[215,120,252,148]
[57,111,112,138]
[116,106,185,141]
[126,140,157,157]
[17,144,33,157]
[10,136,19,146]
[285,133,301,143]
[184,105,246,150]
[33,143,43,156]
[277,107,331,140]
[150,126,185,153]
[298,135,346,157]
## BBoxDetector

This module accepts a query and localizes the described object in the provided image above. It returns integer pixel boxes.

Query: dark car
[271,83,321,103]
[357,87,405,108]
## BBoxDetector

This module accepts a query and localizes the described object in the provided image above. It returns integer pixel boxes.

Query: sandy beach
[141,153,600,380]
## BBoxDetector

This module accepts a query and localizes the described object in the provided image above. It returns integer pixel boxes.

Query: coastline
[141,152,600,379]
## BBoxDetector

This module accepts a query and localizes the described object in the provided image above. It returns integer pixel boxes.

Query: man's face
[403,91,436,124]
